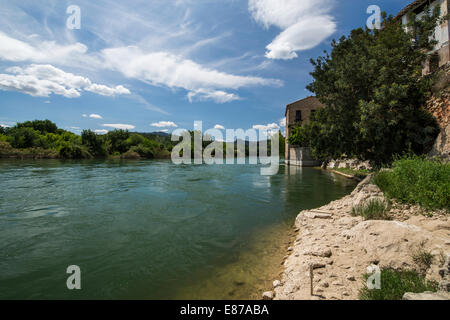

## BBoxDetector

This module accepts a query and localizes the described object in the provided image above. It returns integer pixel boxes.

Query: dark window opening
[295,110,302,122]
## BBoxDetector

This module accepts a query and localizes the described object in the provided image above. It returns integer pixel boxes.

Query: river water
[0,159,356,299]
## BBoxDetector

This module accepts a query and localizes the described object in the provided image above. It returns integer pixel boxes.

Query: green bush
[360,268,438,300]
[8,127,40,148]
[57,141,91,159]
[129,144,155,159]
[351,198,390,220]
[373,156,450,210]
[411,242,434,274]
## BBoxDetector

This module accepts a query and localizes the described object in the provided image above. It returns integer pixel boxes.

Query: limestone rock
[403,291,450,300]
[262,291,274,300]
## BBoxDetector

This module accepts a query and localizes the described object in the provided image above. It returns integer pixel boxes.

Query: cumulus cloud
[248,0,336,60]
[102,47,282,102]
[0,64,130,98]
[0,32,89,65]
[89,114,103,119]
[151,121,178,128]
[95,129,108,134]
[253,122,280,132]
[85,84,130,96]
[214,124,225,130]
[279,117,286,127]
[0,124,11,128]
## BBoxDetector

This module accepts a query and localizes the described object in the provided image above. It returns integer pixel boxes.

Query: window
[295,110,302,122]
[311,110,316,118]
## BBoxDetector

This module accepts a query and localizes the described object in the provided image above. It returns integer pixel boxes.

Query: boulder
[403,291,450,300]
[262,291,274,300]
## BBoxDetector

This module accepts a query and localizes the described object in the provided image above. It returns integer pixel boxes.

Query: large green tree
[293,7,445,166]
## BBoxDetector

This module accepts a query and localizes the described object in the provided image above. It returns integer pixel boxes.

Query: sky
[0,0,414,135]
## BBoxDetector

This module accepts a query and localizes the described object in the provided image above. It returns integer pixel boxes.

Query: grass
[359,268,438,300]
[333,167,372,179]
[411,242,434,274]
[373,156,450,210]
[351,198,391,220]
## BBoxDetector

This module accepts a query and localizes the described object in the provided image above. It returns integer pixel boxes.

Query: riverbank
[265,175,450,300]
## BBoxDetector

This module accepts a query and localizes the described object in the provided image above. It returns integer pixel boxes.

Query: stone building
[285,96,324,166]
[397,0,449,73]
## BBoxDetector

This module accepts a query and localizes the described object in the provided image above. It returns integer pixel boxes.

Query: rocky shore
[264,175,450,300]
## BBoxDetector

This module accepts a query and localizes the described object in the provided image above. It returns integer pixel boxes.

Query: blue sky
[0,0,412,135]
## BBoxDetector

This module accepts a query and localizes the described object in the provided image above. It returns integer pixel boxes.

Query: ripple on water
[3,205,69,220]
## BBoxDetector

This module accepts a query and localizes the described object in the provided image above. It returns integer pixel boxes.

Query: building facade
[285,96,324,166]
[397,0,450,72]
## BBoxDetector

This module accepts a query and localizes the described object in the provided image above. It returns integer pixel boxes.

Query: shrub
[81,130,106,157]
[411,242,434,274]
[58,141,91,159]
[373,156,450,210]
[8,127,40,148]
[129,144,154,159]
[359,268,438,300]
[351,198,390,220]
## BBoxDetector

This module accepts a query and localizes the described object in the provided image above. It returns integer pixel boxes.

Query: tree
[105,130,130,154]
[81,130,106,157]
[8,127,39,148]
[17,120,58,134]
[296,7,444,166]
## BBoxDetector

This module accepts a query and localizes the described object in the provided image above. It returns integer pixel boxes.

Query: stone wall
[286,147,322,167]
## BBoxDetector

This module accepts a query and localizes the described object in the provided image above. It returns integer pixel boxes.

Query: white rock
[262,291,274,300]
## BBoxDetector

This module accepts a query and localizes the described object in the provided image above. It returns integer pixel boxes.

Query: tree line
[0,120,286,160]
[0,120,173,159]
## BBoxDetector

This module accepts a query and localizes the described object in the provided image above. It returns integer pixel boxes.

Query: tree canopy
[289,7,446,166]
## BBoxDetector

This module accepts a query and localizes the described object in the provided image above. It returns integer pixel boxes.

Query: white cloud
[85,84,130,96]
[0,64,130,98]
[103,124,135,130]
[187,89,241,103]
[279,117,286,127]
[82,114,88,118]
[151,121,178,128]
[214,124,225,130]
[0,124,11,128]
[248,0,336,60]
[95,129,109,135]
[0,31,89,65]
[159,129,169,133]
[102,47,282,102]
[253,122,280,131]
[89,114,103,119]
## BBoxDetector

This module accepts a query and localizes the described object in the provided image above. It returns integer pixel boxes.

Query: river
[0,159,356,299]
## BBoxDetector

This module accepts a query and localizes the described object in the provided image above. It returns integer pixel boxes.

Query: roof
[395,0,428,19]
[285,96,323,116]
